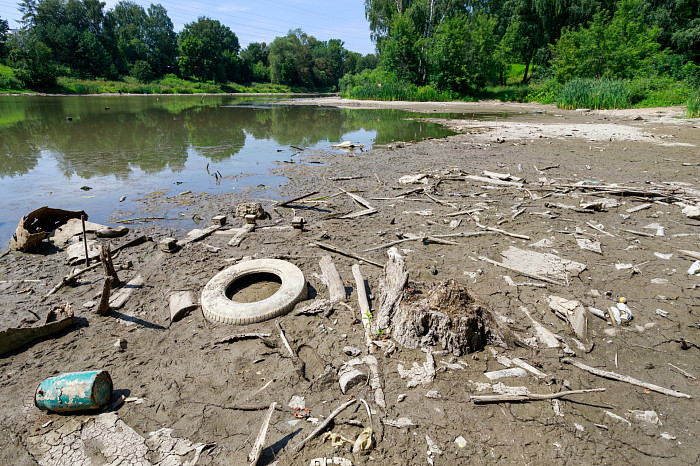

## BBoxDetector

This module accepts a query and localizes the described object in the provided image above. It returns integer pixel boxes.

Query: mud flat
[1,100,698,465]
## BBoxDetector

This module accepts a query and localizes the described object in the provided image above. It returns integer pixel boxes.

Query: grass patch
[0,65,26,92]
[558,78,631,110]
[344,82,455,102]
[688,89,700,118]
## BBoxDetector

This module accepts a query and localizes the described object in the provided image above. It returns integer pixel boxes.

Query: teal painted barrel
[35,371,113,412]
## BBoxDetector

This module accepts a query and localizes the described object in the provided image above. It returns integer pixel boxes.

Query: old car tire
[201,259,307,324]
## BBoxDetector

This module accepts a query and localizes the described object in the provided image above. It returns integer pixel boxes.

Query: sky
[0,0,377,55]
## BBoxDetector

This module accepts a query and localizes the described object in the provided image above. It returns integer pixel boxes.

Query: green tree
[8,30,57,87]
[0,17,9,60]
[552,0,663,82]
[269,29,314,87]
[145,4,176,76]
[103,1,148,76]
[178,17,239,82]
[381,13,422,83]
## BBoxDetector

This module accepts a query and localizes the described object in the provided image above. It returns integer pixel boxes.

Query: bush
[0,65,24,90]
[131,60,154,83]
[558,78,631,109]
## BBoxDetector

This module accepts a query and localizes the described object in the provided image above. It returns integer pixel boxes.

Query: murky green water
[0,95,457,243]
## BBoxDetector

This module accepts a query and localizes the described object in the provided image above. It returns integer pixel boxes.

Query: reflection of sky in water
[0,97,458,244]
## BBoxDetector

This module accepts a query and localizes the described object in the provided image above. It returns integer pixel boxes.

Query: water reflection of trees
[0,96,452,178]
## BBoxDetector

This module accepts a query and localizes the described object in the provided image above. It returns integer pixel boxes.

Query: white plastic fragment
[455,436,468,448]
[630,410,662,425]
[288,395,305,410]
[688,261,700,275]
[484,367,528,381]
[660,432,677,440]
[605,411,631,427]
[654,252,673,260]
[587,307,607,320]
[426,435,443,455]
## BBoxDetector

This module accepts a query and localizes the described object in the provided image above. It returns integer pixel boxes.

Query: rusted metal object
[35,370,113,412]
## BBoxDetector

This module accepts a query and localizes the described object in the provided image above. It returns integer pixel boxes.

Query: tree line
[0,0,378,90]
[351,0,698,96]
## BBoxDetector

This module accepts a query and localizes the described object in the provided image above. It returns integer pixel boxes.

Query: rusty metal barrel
[35,370,113,412]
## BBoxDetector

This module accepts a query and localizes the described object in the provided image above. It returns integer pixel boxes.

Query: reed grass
[345,82,454,102]
[687,89,700,118]
[557,78,631,110]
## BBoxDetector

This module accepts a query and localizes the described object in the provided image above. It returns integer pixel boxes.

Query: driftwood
[352,264,374,349]
[562,358,692,398]
[328,175,366,181]
[424,192,458,209]
[291,399,357,453]
[100,243,121,286]
[617,228,654,237]
[248,402,276,465]
[311,242,383,268]
[274,191,319,207]
[679,250,700,261]
[276,322,295,358]
[109,275,144,309]
[445,209,483,217]
[471,388,606,403]
[228,224,255,247]
[178,225,221,247]
[586,222,615,237]
[375,248,408,331]
[81,215,90,267]
[319,256,346,302]
[474,222,530,240]
[466,175,524,188]
[0,305,74,355]
[96,276,114,316]
[340,192,378,219]
[213,333,272,345]
[479,256,565,286]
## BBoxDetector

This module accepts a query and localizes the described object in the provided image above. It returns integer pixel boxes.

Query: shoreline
[1,99,698,465]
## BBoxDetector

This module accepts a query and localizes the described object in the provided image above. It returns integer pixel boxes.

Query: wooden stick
[228,224,255,247]
[471,388,605,403]
[178,225,221,247]
[424,192,458,209]
[276,321,294,358]
[424,236,459,245]
[352,264,374,350]
[586,222,616,238]
[319,255,346,302]
[43,262,102,299]
[274,191,319,207]
[445,209,483,217]
[562,358,692,398]
[81,215,90,267]
[475,222,530,240]
[668,363,697,380]
[679,250,700,261]
[311,242,383,268]
[291,399,357,453]
[248,402,277,465]
[617,228,654,237]
[479,256,564,286]
[100,243,121,286]
[364,237,416,252]
[328,175,366,181]
[96,276,113,316]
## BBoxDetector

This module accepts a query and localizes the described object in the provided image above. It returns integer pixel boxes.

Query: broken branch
[471,388,605,403]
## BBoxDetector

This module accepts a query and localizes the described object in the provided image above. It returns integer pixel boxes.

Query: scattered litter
[426,435,442,455]
[643,223,665,236]
[681,205,700,220]
[484,367,528,381]
[308,458,352,466]
[626,203,652,213]
[425,390,442,399]
[35,370,112,412]
[576,236,602,254]
[383,417,417,428]
[397,351,436,388]
[688,261,700,275]
[455,436,468,448]
[605,411,632,427]
[288,395,305,410]
[654,252,673,260]
[548,295,587,339]
[629,410,661,425]
[399,174,429,184]
[660,433,677,441]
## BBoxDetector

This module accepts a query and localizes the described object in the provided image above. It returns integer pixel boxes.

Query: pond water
[0,94,459,244]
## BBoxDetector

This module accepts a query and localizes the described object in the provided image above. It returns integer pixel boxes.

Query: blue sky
[0,0,376,55]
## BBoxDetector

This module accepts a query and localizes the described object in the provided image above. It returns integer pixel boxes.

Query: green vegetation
[0,1,376,93]
[558,78,631,110]
[350,0,699,111]
[688,90,700,118]
[1,0,698,114]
